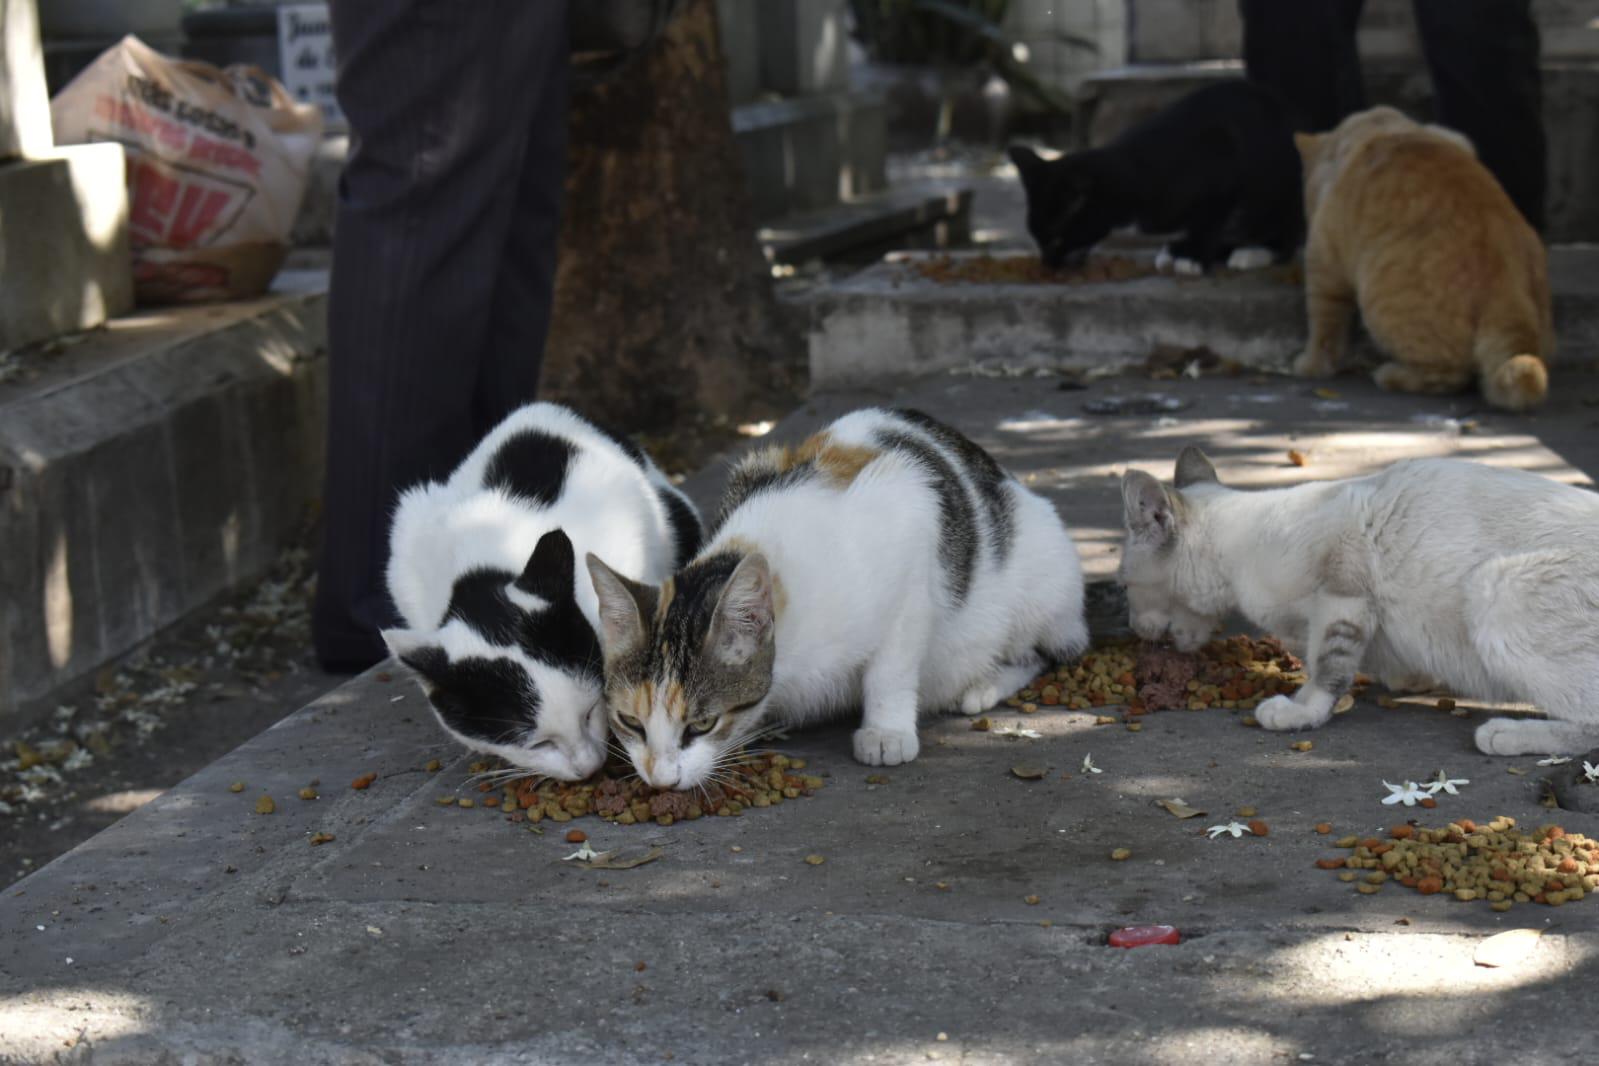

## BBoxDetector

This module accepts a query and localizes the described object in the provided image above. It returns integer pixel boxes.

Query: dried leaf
[1156,798,1206,819]
[1011,764,1049,781]
[1474,928,1542,968]
[583,847,666,871]
[1332,694,1354,715]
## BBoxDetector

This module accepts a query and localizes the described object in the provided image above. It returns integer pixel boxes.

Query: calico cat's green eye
[686,715,718,736]
[618,712,643,732]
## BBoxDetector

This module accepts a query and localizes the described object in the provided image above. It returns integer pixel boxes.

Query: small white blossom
[60,748,92,772]
[1381,780,1429,806]
[563,842,599,862]
[1081,754,1102,775]
[990,724,1042,740]
[1206,822,1250,839]
[1583,761,1599,785]
[1425,770,1469,796]
[1537,755,1571,766]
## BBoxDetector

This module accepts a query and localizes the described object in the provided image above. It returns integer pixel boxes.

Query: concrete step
[807,246,1599,388]
[733,90,887,223]
[7,370,1599,1061]
[758,180,973,265]
[0,262,328,724]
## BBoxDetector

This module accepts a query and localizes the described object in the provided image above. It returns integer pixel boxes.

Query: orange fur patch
[1295,106,1552,411]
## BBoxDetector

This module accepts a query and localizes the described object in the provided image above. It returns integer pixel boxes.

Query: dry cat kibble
[908,253,1154,286]
[1316,817,1599,909]
[450,753,825,828]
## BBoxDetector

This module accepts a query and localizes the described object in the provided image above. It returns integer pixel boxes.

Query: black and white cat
[1009,80,1302,275]
[382,403,701,780]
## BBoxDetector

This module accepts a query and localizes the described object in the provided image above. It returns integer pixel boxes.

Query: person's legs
[473,16,569,435]
[1412,0,1545,231]
[315,0,569,668]
[1238,0,1367,131]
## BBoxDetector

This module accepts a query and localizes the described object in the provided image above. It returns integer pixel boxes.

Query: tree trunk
[541,0,801,437]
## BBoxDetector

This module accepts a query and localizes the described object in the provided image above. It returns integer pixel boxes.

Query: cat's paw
[958,682,1000,716]
[1226,246,1275,271]
[1255,694,1329,732]
[1474,716,1593,756]
[853,727,920,766]
[1292,350,1337,378]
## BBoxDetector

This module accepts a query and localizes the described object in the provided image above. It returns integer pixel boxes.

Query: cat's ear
[515,529,575,603]
[1174,446,1219,489]
[708,553,775,668]
[1121,470,1178,547]
[1293,131,1325,164]
[1007,145,1044,184]
[382,629,448,679]
[585,553,651,658]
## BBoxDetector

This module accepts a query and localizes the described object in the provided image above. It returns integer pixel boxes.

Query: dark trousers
[313,0,570,668]
[1239,0,1545,231]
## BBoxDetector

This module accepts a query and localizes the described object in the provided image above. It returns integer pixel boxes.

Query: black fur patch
[441,565,602,679]
[658,551,746,672]
[893,408,1016,562]
[423,655,540,746]
[875,428,979,605]
[1011,81,1302,271]
[443,567,523,643]
[658,486,704,566]
[482,429,575,506]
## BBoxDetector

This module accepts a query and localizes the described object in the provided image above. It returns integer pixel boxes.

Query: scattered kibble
[1319,816,1599,910]
[804,854,826,866]
[254,795,275,815]
[1236,806,1258,818]
[297,787,317,801]
[908,253,1154,286]
[425,759,441,772]
[1248,819,1270,837]
[1290,741,1313,753]
[565,829,587,844]
[1436,698,1456,712]
[228,781,245,794]
[1110,848,1132,861]
[458,798,475,809]
[1287,449,1307,467]
[350,772,377,791]
[1315,823,1333,835]
[1024,895,1041,905]
[309,832,334,846]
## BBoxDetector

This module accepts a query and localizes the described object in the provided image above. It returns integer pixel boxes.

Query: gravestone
[0,0,131,353]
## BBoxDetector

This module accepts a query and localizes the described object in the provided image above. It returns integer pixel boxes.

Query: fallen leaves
[1010,764,1049,781]
[1156,798,1206,820]
[1474,928,1542,968]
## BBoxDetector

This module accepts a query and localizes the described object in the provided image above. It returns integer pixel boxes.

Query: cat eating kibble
[1119,447,1599,756]
[1009,81,1302,275]
[587,408,1088,790]
[382,403,701,780]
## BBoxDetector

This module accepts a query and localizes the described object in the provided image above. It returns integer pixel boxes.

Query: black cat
[1009,81,1303,274]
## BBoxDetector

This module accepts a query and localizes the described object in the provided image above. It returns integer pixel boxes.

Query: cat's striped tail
[1479,352,1548,412]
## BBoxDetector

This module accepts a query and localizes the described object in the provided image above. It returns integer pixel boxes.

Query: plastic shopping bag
[51,35,323,304]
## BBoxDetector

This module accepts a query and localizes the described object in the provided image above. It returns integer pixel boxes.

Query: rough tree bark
[541,0,801,435]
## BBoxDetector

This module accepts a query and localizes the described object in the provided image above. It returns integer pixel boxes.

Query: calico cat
[1009,80,1302,275]
[1120,447,1599,756]
[382,403,702,780]
[1293,106,1554,411]
[585,408,1088,790]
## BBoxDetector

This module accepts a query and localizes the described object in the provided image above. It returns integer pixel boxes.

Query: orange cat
[1293,107,1553,411]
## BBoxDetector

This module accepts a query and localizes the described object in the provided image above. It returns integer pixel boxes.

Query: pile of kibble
[439,753,824,827]
[1317,817,1598,911]
[907,254,1155,286]
[1007,636,1307,715]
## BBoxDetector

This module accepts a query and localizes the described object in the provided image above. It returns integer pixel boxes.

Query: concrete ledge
[809,248,1599,388]
[0,144,133,352]
[0,269,328,722]
[760,181,972,265]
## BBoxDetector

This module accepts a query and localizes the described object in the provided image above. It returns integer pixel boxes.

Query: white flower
[1583,761,1599,785]
[1081,754,1102,775]
[1381,780,1429,806]
[1206,822,1250,839]
[1537,755,1571,766]
[1425,770,1469,796]
[563,843,599,863]
[990,724,1042,740]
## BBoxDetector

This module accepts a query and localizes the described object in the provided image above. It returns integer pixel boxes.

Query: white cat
[586,407,1088,790]
[382,403,701,780]
[1119,447,1599,755]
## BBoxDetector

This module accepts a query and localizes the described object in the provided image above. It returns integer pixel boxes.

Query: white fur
[385,403,693,779]
[1121,456,1599,756]
[1225,245,1275,271]
[620,409,1088,788]
[1156,245,1203,276]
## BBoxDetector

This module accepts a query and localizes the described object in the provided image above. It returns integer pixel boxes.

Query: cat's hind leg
[957,658,1044,715]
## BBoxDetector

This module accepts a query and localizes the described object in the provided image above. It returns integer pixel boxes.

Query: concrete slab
[760,181,972,265]
[808,247,1599,389]
[0,145,133,353]
[7,371,1599,1062]
[0,265,327,723]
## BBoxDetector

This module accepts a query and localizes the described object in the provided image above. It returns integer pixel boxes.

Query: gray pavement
[7,369,1599,1064]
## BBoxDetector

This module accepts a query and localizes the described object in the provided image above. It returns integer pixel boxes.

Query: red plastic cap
[1107,924,1181,948]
